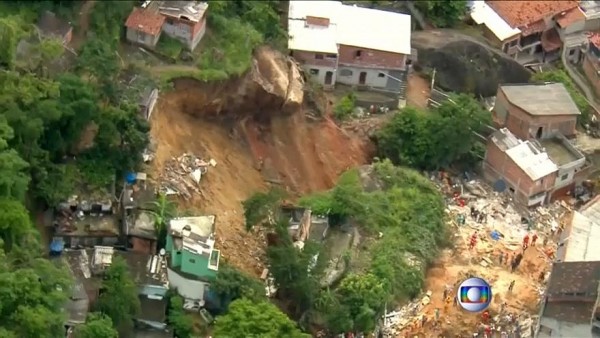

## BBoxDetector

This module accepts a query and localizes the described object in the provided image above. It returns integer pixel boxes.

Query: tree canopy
[95,256,141,334]
[74,313,119,338]
[213,298,310,338]
[415,0,468,28]
[376,94,490,170]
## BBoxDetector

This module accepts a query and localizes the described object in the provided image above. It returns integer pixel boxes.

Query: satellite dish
[159,249,166,256]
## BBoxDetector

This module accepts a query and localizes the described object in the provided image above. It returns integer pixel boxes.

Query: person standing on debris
[531,233,538,246]
[504,252,510,266]
[469,231,478,250]
[539,271,546,282]
[482,309,490,324]
[498,251,504,265]
[435,308,440,322]
[443,285,449,300]
[484,324,492,337]
[421,314,427,328]
[523,233,530,250]
[508,280,516,292]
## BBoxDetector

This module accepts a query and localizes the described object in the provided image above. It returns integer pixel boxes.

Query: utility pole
[431,68,436,90]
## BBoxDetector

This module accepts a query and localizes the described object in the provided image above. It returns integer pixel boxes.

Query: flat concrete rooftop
[540,138,582,166]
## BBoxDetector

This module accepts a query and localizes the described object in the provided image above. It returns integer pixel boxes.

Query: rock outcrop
[412,30,531,97]
[171,46,305,119]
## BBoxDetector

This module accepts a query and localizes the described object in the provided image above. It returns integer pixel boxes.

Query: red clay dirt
[149,56,373,276]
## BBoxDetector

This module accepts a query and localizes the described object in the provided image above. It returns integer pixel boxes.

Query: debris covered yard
[384,177,568,337]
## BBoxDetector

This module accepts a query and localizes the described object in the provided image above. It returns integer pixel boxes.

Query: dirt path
[406,73,430,110]
[70,0,96,50]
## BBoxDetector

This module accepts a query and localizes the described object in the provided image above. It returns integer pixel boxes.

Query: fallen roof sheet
[288,1,411,55]
[500,83,581,116]
[470,1,521,41]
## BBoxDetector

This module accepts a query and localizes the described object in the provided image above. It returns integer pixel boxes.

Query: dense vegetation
[376,93,490,170]
[531,69,592,124]
[299,160,448,334]
[415,0,468,28]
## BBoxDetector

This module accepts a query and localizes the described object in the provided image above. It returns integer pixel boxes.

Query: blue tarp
[490,230,501,241]
[125,172,137,184]
[49,238,64,253]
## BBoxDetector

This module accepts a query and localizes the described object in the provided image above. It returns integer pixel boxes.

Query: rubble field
[383,176,569,337]
[149,47,373,277]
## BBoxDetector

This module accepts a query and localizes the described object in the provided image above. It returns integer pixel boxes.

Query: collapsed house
[121,172,159,254]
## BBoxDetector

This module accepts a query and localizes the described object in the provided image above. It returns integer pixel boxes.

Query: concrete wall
[583,52,600,97]
[140,285,168,298]
[126,28,161,48]
[301,64,336,87]
[336,67,390,88]
[496,89,578,139]
[167,267,209,300]
[338,44,406,70]
[162,17,206,50]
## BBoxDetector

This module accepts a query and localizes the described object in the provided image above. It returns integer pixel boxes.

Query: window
[166,18,174,25]
[326,54,337,58]
[315,54,324,60]
[378,73,385,78]
[569,49,576,56]
[339,69,352,76]
[509,39,518,47]
[561,173,569,181]
[355,50,362,58]
[309,69,319,75]
[189,259,196,263]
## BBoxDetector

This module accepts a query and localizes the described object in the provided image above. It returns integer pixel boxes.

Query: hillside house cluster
[483,83,588,208]
[51,170,221,336]
[125,0,208,51]
[535,197,600,337]
[287,1,411,93]
[470,1,591,64]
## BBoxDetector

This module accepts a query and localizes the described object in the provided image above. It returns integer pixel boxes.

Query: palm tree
[146,193,176,249]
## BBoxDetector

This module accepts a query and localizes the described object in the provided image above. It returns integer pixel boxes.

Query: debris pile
[158,153,217,199]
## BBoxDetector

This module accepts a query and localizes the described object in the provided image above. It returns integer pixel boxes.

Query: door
[137,31,145,44]
[536,127,543,138]
[359,72,367,85]
[325,71,333,85]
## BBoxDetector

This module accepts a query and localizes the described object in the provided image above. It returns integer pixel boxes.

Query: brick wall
[191,17,206,41]
[485,140,557,198]
[583,53,600,97]
[306,16,330,27]
[338,44,406,70]
[497,89,578,139]
[292,50,337,67]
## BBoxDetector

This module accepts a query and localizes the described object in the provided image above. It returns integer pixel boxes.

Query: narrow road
[71,0,97,50]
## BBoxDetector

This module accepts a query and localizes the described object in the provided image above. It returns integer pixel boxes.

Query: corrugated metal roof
[561,211,600,261]
[470,1,521,41]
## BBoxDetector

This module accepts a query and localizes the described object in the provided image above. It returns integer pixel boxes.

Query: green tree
[211,264,266,310]
[415,0,468,28]
[531,69,592,124]
[377,94,490,169]
[74,313,118,338]
[0,16,24,69]
[168,295,194,338]
[0,198,33,250]
[95,256,141,333]
[336,273,387,333]
[213,298,310,338]
[147,192,176,249]
[334,93,356,120]
[0,117,29,200]
[242,188,286,230]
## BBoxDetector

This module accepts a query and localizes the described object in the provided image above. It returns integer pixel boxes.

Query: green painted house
[165,216,221,300]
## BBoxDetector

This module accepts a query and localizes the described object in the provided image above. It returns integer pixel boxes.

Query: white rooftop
[504,140,558,181]
[169,216,216,256]
[288,19,338,54]
[470,1,520,41]
[561,211,600,262]
[288,1,411,55]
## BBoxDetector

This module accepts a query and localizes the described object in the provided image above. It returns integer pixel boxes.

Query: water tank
[125,172,137,184]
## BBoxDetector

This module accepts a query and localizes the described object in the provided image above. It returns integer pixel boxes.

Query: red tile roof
[556,6,586,28]
[588,31,600,49]
[520,20,547,37]
[125,8,165,36]
[487,1,579,28]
